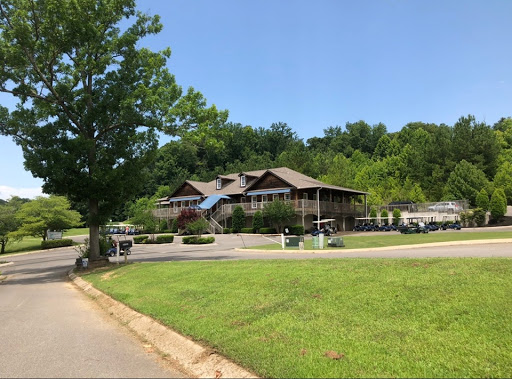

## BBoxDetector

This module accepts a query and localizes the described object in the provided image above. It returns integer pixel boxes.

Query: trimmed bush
[41,239,73,249]
[289,224,304,235]
[472,208,487,226]
[260,227,277,234]
[252,210,264,233]
[223,228,231,234]
[182,236,215,244]
[133,235,150,244]
[240,227,254,233]
[232,206,245,233]
[170,219,178,233]
[155,234,174,244]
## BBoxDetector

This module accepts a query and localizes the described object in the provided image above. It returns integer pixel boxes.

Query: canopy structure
[313,219,336,224]
[246,188,291,196]
[198,194,231,210]
[169,196,202,202]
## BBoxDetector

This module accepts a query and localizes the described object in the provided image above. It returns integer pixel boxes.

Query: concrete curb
[68,269,258,379]
[237,238,512,254]
[0,261,14,267]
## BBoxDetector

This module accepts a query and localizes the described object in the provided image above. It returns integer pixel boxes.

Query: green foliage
[489,189,507,221]
[252,211,264,233]
[472,208,487,227]
[14,196,82,241]
[182,236,215,244]
[493,161,512,205]
[288,225,305,235]
[158,219,168,231]
[262,200,295,233]
[240,227,254,233]
[170,219,178,233]
[380,209,389,224]
[260,227,277,234]
[369,208,377,224]
[443,160,488,205]
[0,0,223,260]
[186,218,209,237]
[155,235,175,244]
[476,189,490,210]
[223,228,231,234]
[41,239,73,249]
[231,206,246,233]
[392,208,402,225]
[177,208,200,230]
[133,235,150,244]
[0,197,24,254]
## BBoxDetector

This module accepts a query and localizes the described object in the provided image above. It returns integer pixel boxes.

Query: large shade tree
[0,0,224,260]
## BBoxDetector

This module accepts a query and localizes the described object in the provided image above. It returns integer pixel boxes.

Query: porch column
[316,188,321,223]
[364,194,368,218]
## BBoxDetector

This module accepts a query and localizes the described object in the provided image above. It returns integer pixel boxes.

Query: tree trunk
[0,240,5,254]
[89,198,100,261]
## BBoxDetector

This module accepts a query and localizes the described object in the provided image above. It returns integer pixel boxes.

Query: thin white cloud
[0,185,45,200]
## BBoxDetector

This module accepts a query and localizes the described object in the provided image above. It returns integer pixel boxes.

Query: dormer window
[216,178,222,190]
[240,175,246,187]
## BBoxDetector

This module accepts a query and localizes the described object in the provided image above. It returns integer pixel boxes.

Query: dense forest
[129,115,511,216]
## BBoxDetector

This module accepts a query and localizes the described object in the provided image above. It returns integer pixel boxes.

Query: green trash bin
[285,236,301,247]
[312,236,319,248]
[327,237,344,247]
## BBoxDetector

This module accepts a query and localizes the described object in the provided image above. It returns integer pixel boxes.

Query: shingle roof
[168,167,368,198]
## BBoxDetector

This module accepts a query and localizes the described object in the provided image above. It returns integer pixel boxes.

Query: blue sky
[1,0,511,199]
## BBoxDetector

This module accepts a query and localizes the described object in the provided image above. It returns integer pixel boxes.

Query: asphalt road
[1,229,511,378]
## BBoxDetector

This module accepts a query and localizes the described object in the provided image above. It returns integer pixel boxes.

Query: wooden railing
[154,200,365,222]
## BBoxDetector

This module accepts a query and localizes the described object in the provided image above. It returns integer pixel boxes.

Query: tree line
[134,116,512,214]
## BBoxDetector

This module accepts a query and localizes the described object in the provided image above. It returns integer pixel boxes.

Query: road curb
[68,269,258,379]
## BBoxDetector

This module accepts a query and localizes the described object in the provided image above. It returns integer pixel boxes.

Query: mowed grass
[83,258,512,378]
[252,230,512,250]
[2,228,88,255]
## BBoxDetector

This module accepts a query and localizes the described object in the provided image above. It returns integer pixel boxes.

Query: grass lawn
[83,258,512,378]
[252,231,512,250]
[63,227,89,237]
[1,228,87,255]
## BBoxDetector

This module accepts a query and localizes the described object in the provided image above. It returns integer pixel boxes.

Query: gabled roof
[167,167,368,199]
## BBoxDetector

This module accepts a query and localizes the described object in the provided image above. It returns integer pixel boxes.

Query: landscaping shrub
[490,188,507,222]
[182,236,215,244]
[392,208,402,225]
[170,219,178,233]
[223,228,231,234]
[240,227,254,233]
[252,210,264,233]
[133,235,150,244]
[41,239,73,249]
[259,227,277,234]
[231,206,245,233]
[472,208,487,227]
[289,224,304,235]
[158,219,168,231]
[476,189,490,211]
[155,234,174,244]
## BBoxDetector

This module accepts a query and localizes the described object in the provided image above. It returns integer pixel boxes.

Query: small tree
[14,196,82,241]
[472,208,487,227]
[392,208,402,225]
[186,218,209,238]
[262,200,295,233]
[0,198,24,254]
[128,197,157,235]
[490,188,507,222]
[380,209,389,225]
[177,208,200,231]
[476,189,490,211]
[252,210,264,233]
[231,206,246,233]
[369,208,377,224]
[170,219,178,233]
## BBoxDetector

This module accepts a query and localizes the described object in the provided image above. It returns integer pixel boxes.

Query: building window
[173,202,178,213]
[303,193,308,200]
[273,194,279,201]
[240,175,246,187]
[251,196,257,209]
[181,201,185,208]
[216,178,221,190]
[262,194,268,203]
[284,193,291,202]
[313,194,317,201]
